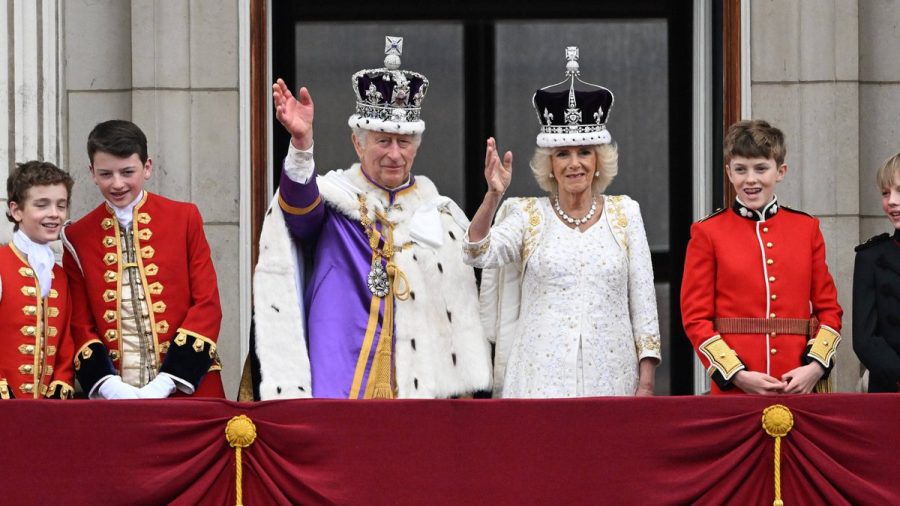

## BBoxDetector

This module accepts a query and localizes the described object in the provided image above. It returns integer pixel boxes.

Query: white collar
[107,191,144,228]
[12,230,55,297]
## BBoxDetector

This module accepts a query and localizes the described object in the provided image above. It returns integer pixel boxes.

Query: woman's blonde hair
[876,152,900,191]
[530,143,619,195]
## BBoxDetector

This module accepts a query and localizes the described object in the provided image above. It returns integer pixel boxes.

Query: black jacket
[853,230,900,392]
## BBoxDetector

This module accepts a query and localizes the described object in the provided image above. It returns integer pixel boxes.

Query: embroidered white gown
[465,196,661,398]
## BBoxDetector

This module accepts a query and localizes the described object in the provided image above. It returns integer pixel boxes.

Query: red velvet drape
[1,394,897,505]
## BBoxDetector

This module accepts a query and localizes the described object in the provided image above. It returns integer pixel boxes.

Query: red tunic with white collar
[62,192,224,397]
[0,244,75,399]
[681,198,843,394]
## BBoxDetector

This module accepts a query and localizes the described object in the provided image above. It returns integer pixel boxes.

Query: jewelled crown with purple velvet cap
[348,35,429,135]
[533,46,614,148]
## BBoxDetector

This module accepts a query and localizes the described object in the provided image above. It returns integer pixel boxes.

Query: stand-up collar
[732,195,779,222]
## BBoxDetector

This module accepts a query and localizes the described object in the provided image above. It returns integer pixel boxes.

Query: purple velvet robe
[279,170,414,398]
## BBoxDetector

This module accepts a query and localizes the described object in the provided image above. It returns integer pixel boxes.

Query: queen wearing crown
[464,47,661,398]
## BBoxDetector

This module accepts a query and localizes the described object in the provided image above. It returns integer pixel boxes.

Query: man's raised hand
[273,78,314,150]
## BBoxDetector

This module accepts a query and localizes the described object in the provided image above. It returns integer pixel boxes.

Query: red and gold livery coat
[62,192,224,397]
[681,198,843,394]
[0,244,75,399]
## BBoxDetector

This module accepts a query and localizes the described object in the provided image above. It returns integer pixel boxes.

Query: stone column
[1,0,66,244]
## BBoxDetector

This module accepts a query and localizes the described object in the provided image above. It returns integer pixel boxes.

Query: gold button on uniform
[767,259,774,265]
[771,294,777,300]
[766,242,773,248]
[770,332,776,337]
[770,313,776,318]
[769,276,776,282]
[763,227,769,233]
[770,348,777,355]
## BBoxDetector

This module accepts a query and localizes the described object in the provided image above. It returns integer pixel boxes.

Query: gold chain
[359,195,395,260]
[358,194,411,300]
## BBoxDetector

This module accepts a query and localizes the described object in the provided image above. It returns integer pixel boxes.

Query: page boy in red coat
[1,161,75,399]
[681,120,843,395]
[63,120,224,399]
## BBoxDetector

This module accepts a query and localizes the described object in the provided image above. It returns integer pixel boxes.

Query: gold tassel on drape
[225,415,258,506]
[761,404,794,506]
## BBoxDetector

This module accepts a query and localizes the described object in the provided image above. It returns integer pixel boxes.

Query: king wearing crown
[246,36,491,400]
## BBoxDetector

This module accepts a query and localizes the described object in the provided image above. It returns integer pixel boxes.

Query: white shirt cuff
[283,141,315,183]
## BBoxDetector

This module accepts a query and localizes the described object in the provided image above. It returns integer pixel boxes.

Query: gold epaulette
[699,335,745,380]
[698,208,725,223]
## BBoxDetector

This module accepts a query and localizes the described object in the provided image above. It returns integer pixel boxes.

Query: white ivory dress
[465,195,661,398]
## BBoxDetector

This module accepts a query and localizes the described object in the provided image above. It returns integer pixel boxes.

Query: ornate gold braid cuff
[0,379,11,399]
[806,325,841,369]
[699,335,745,381]
[45,380,75,400]
[161,329,218,389]
[74,341,116,394]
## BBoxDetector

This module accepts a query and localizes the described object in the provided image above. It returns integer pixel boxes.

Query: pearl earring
[549,173,555,179]
[595,171,600,177]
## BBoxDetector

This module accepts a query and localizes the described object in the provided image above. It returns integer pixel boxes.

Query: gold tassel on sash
[225,415,258,506]
[762,404,794,506]
[357,197,412,399]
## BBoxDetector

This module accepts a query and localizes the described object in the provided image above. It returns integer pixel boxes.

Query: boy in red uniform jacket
[1,161,75,399]
[681,120,843,394]
[63,120,224,399]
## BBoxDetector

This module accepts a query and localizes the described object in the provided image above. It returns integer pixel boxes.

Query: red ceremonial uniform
[62,192,224,397]
[681,198,843,394]
[0,244,75,399]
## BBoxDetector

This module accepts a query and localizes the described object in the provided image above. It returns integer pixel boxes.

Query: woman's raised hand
[273,78,314,150]
[484,137,512,195]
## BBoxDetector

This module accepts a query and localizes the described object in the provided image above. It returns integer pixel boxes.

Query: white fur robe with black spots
[253,164,492,399]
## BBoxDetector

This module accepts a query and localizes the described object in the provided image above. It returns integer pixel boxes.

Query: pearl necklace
[554,196,597,226]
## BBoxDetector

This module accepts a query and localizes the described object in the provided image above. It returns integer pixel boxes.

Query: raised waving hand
[468,137,513,243]
[273,78,315,150]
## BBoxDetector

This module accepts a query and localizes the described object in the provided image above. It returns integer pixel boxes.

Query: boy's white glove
[137,373,177,399]
[96,375,140,400]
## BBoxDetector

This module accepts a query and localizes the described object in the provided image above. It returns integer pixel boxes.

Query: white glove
[137,373,177,399]
[97,376,140,400]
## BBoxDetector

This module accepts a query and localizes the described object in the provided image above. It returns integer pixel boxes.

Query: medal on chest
[359,195,395,298]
